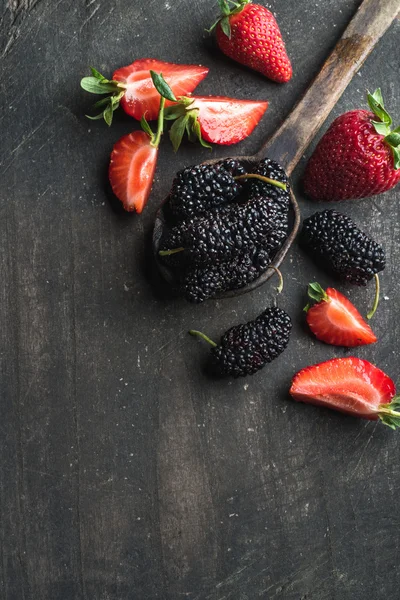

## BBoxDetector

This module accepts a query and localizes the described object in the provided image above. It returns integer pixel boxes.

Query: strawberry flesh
[113,59,209,121]
[189,96,268,145]
[306,287,377,347]
[109,131,158,213]
[290,357,396,420]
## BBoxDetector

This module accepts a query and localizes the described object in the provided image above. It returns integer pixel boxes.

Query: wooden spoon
[153,0,400,298]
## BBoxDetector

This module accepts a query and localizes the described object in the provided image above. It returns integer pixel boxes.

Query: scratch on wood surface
[0,0,67,60]
[79,3,100,32]
[347,422,378,482]
[215,559,262,589]
[9,117,49,156]
[1,0,42,58]
[197,546,269,600]
[0,115,51,176]
[96,5,115,28]
[150,330,188,357]
[204,526,354,600]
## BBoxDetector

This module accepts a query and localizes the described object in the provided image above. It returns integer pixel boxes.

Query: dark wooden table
[1,1,399,598]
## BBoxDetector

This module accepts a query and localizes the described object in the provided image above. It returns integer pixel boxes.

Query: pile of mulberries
[300,210,386,285]
[158,158,290,302]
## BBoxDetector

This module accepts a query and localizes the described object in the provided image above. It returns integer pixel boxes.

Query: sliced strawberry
[190,96,268,145]
[109,131,158,213]
[113,59,209,121]
[166,95,268,150]
[305,283,377,347]
[290,357,398,426]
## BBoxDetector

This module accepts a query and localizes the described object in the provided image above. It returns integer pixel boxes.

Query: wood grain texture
[1,0,400,599]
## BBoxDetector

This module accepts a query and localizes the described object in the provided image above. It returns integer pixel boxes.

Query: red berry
[81,60,209,125]
[215,2,292,83]
[304,90,400,201]
[109,131,158,213]
[290,357,400,428]
[305,283,377,347]
[114,59,209,121]
[170,95,268,148]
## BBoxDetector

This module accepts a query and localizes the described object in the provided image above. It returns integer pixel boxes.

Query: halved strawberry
[305,283,377,347]
[189,96,268,145]
[108,71,178,213]
[109,131,158,213]
[290,357,400,428]
[81,60,209,125]
[114,59,209,121]
[166,95,268,149]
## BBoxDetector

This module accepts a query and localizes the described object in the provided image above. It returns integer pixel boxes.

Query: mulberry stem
[189,330,217,348]
[234,173,287,191]
[269,266,284,293]
[159,247,184,256]
[367,274,380,320]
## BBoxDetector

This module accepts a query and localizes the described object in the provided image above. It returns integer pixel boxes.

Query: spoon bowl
[153,157,301,297]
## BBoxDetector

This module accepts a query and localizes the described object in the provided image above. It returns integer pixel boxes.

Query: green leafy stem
[207,0,251,38]
[368,88,400,170]
[378,396,400,430]
[80,67,127,126]
[142,72,177,148]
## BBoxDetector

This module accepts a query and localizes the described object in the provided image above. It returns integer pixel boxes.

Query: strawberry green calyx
[164,97,211,152]
[303,282,329,312]
[367,88,400,170]
[81,67,127,126]
[139,71,177,148]
[378,396,400,430]
[189,330,217,348]
[208,0,251,37]
[307,282,330,302]
[385,130,400,169]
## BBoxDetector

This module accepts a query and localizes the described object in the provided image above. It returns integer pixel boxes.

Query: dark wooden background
[1,1,400,598]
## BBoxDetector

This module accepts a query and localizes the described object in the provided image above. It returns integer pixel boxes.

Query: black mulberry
[168,164,240,220]
[300,210,385,285]
[215,158,247,177]
[183,249,271,303]
[166,196,284,266]
[246,157,290,212]
[190,307,292,377]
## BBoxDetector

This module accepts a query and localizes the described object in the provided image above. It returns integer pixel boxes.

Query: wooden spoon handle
[257,0,400,174]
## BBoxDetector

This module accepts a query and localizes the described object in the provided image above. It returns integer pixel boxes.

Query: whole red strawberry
[210,0,292,83]
[304,89,400,201]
